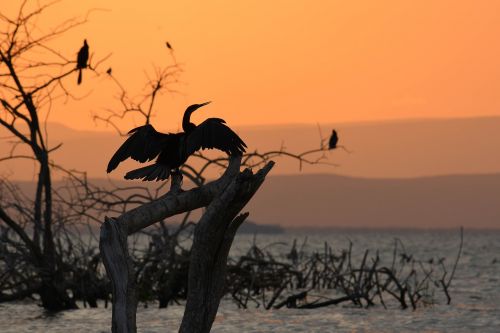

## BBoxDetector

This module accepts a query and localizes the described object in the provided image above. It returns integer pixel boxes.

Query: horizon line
[34,114,500,133]
[8,170,500,183]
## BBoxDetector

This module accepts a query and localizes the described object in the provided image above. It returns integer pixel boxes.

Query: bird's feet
[169,170,184,194]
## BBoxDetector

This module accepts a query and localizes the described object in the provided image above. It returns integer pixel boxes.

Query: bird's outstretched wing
[107,124,173,173]
[185,118,247,156]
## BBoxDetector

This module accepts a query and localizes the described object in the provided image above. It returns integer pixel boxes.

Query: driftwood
[99,156,274,333]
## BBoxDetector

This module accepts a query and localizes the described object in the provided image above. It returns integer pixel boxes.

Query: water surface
[1,229,499,332]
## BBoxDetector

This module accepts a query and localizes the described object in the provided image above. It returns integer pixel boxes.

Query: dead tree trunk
[99,156,274,333]
[100,217,137,333]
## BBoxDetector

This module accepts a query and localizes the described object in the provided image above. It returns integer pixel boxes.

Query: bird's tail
[124,164,170,181]
[77,69,82,85]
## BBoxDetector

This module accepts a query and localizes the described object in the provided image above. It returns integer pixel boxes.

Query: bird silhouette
[329,129,338,149]
[106,67,112,75]
[166,41,173,50]
[76,39,89,85]
[107,102,247,181]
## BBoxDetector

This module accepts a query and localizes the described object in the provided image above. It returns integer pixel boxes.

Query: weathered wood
[179,162,274,333]
[100,156,274,333]
[100,217,137,333]
[120,155,242,234]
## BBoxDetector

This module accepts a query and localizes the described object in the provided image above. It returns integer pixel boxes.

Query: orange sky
[3,1,500,131]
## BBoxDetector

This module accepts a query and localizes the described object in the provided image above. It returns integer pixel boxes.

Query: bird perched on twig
[328,129,353,153]
[107,102,247,181]
[166,41,173,50]
[328,129,338,150]
[76,39,89,85]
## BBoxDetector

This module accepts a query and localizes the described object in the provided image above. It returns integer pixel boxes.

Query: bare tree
[0,1,107,310]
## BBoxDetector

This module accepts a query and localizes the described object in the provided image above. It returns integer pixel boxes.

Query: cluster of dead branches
[0,175,108,307]
[225,232,463,310]
[2,226,462,312]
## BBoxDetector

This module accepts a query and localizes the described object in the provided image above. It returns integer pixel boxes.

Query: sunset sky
[4,1,500,131]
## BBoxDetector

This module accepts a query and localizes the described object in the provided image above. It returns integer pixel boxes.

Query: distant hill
[169,221,285,234]
[1,117,499,180]
[238,221,285,234]
[9,173,500,229]
[244,173,500,229]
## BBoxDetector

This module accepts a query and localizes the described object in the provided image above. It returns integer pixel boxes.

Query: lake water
[1,229,499,332]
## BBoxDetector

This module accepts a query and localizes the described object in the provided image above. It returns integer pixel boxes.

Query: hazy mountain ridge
[9,172,500,229]
[1,116,499,180]
[245,173,500,229]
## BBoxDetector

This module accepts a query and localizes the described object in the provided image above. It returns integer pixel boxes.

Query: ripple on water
[1,230,500,332]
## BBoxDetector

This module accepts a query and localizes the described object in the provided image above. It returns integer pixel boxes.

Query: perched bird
[328,129,338,150]
[107,102,247,181]
[166,41,173,50]
[76,39,89,85]
[106,67,112,75]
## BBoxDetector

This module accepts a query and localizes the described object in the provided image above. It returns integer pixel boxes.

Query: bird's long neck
[182,110,196,133]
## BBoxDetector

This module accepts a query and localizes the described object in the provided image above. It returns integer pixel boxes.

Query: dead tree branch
[99,155,274,332]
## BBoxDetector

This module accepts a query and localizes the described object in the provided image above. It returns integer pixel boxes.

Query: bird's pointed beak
[193,101,211,112]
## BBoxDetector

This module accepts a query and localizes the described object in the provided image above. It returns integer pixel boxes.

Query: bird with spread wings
[107,102,246,181]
